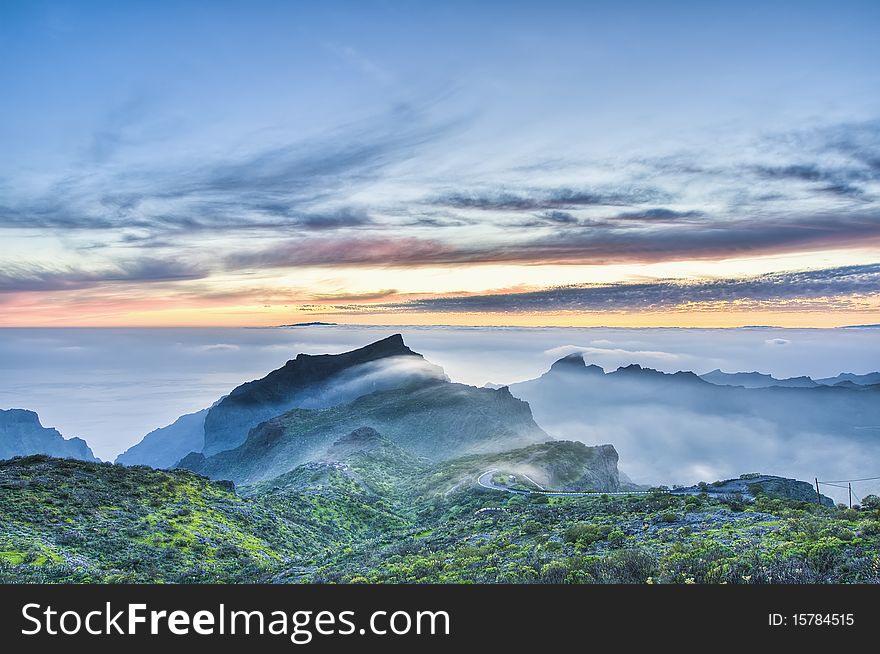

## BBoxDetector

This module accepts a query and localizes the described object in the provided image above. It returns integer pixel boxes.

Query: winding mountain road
[477,469,657,497]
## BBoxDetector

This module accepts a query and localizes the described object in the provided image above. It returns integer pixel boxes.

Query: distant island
[277,321,338,327]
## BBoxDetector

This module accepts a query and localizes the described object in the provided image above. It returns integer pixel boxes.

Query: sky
[1,0,879,327]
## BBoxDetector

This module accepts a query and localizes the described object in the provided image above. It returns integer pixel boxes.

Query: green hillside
[0,455,412,583]
[2,448,879,585]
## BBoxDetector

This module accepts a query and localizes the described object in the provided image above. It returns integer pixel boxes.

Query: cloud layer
[2,94,879,323]
[321,263,880,314]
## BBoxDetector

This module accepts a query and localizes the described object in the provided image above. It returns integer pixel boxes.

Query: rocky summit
[0,409,97,462]
[201,334,444,456]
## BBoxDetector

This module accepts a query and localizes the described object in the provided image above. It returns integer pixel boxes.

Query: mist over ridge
[1,325,878,502]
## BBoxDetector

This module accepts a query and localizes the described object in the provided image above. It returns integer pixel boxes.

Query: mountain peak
[346,333,413,358]
[0,408,97,462]
[202,335,430,455]
[615,363,647,374]
[292,333,415,364]
[335,426,384,447]
[548,353,605,375]
[0,408,42,427]
[551,352,586,370]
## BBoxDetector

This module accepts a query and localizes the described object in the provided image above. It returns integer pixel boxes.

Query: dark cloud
[0,259,208,293]
[344,263,880,314]
[512,212,880,265]
[225,236,458,268]
[433,186,669,211]
[756,164,827,183]
[537,210,579,224]
[308,289,399,302]
[820,183,866,199]
[224,211,880,269]
[615,208,704,221]
[753,163,871,199]
[811,120,880,173]
[251,206,372,230]
[749,120,880,200]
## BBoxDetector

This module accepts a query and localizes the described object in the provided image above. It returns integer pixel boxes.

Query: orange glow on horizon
[2,249,878,329]
[2,303,878,329]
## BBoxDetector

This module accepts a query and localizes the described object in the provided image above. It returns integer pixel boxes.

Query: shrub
[658,541,733,584]
[722,493,745,512]
[862,495,880,511]
[539,560,569,584]
[563,523,613,546]
[521,520,542,535]
[607,529,626,548]
[591,548,657,584]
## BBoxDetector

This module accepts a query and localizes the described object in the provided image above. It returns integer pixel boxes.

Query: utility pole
[815,478,821,505]
[849,483,852,509]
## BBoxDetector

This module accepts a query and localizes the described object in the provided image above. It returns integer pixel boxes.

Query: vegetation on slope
[0,455,410,583]
[2,452,879,585]
[301,488,880,584]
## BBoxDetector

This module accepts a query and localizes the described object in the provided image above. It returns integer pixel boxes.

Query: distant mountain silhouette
[546,353,605,376]
[816,372,880,386]
[0,409,97,462]
[509,355,880,487]
[116,408,209,468]
[701,369,817,388]
[700,368,880,388]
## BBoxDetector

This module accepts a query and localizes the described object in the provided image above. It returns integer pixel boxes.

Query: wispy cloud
[0,102,463,241]
[0,259,208,293]
[308,288,400,302]
[431,186,670,211]
[2,107,880,325]
[225,210,880,269]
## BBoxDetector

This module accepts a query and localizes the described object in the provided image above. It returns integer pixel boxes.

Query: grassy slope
[302,490,880,584]
[2,454,879,584]
[0,455,412,582]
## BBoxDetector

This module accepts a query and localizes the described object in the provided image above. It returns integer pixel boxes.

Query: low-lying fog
[1,325,878,503]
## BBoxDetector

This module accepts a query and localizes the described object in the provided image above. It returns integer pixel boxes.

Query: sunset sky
[1,0,879,327]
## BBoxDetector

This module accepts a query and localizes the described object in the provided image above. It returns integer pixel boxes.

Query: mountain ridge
[0,409,98,462]
[116,408,209,468]
[201,334,441,455]
[180,378,552,485]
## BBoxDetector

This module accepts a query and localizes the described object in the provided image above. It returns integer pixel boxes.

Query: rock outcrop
[0,409,97,462]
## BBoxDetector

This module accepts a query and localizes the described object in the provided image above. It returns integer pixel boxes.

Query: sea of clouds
[1,325,878,502]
